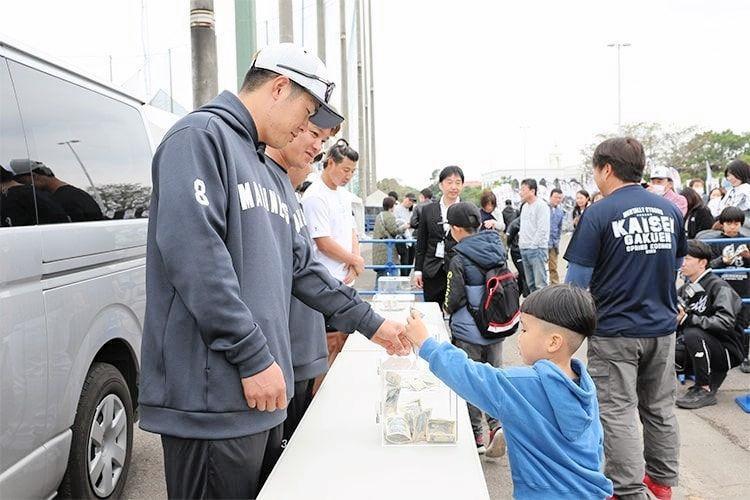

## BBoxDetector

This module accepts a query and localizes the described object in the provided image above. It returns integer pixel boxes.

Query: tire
[58,362,134,499]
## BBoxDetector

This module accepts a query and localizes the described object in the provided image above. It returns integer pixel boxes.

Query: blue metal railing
[357,238,423,297]
[696,237,750,412]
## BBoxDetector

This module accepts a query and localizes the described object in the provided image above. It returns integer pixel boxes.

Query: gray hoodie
[139,91,383,439]
[265,155,328,382]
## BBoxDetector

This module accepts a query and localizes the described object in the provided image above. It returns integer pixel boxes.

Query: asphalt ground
[123,235,750,499]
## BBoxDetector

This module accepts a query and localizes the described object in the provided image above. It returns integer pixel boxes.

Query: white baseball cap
[252,43,344,129]
[650,166,672,180]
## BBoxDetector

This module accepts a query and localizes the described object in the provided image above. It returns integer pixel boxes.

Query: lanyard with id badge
[435,218,450,259]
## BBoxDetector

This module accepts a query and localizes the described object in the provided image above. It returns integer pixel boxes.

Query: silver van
[0,40,153,498]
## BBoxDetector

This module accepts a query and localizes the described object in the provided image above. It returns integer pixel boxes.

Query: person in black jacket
[698,206,750,373]
[501,199,519,228]
[409,188,434,242]
[414,166,464,304]
[675,240,745,409]
[682,187,714,238]
[505,214,530,297]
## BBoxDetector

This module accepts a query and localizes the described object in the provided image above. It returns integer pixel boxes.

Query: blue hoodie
[419,338,613,499]
[445,230,507,346]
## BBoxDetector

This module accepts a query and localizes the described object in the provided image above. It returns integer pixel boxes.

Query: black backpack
[465,261,521,339]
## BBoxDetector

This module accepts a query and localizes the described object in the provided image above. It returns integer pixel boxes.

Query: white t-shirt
[302,180,355,281]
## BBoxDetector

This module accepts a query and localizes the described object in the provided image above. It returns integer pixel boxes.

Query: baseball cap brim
[310,101,344,129]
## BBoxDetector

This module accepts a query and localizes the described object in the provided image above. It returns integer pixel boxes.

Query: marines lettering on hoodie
[139,91,383,439]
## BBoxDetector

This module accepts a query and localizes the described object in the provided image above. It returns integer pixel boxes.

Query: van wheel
[59,362,133,499]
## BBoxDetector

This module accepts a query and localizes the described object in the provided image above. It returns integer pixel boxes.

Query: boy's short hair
[686,240,712,264]
[420,188,433,200]
[719,206,745,224]
[550,188,563,196]
[521,284,597,346]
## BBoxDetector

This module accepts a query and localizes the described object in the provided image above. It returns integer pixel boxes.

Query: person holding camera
[675,240,745,409]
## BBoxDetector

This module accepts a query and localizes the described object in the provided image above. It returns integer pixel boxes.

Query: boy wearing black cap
[444,202,509,455]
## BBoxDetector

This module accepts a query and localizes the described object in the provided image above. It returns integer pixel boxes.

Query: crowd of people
[138,40,748,500]
[393,141,750,499]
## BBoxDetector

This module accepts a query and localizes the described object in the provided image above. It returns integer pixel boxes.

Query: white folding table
[258,302,490,500]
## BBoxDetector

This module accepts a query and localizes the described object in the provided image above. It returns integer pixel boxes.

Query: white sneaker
[485,428,506,458]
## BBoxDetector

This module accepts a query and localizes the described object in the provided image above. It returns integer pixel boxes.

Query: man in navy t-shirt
[565,137,687,500]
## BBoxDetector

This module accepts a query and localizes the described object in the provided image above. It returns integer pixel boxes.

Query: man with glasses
[139,43,409,499]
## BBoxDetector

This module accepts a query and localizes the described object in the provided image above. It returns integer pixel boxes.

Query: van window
[8,60,152,223]
[1,57,42,228]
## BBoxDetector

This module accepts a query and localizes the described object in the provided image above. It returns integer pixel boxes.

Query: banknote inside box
[378,357,458,446]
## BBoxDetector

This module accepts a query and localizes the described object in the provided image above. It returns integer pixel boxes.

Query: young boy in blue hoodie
[403,284,613,499]
[443,202,510,455]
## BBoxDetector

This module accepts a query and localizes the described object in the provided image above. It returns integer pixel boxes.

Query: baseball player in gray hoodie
[139,44,408,499]
[265,119,340,441]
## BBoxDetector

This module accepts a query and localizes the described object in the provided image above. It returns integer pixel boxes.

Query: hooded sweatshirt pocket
[162,298,209,411]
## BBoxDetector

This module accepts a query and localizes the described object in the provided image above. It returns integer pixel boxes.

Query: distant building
[481,164,582,188]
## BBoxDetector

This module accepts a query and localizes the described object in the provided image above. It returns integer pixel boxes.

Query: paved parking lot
[123,239,750,499]
[124,332,750,499]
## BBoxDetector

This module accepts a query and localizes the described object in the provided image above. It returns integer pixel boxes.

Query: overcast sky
[2,0,748,187]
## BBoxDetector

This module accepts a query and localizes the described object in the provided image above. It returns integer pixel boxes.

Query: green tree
[683,130,750,175]
[579,122,697,174]
[376,178,420,199]
[460,186,484,206]
[579,123,750,180]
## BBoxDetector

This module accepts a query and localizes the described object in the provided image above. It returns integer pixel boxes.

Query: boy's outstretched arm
[404,311,511,422]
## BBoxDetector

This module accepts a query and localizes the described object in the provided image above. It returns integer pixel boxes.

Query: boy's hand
[404,309,431,347]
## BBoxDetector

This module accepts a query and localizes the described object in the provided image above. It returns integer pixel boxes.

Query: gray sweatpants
[453,338,503,436]
[588,335,680,500]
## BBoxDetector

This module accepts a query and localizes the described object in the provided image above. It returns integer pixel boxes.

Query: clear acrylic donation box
[377,356,458,446]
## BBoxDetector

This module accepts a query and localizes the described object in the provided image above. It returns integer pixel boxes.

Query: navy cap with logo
[447,202,482,229]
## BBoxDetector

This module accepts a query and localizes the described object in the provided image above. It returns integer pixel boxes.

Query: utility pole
[235,0,257,91]
[355,0,368,197]
[190,0,218,109]
[339,0,349,141]
[607,42,631,131]
[279,0,294,43]
[316,0,326,63]
[58,140,106,209]
[365,0,376,191]
[108,55,113,83]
